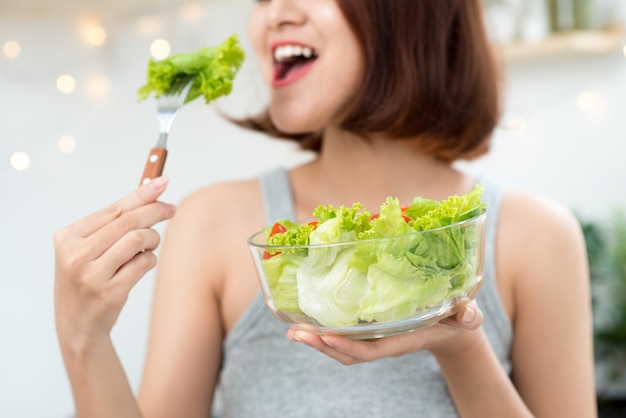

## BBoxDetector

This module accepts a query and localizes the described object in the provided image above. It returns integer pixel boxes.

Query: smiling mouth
[273,44,318,83]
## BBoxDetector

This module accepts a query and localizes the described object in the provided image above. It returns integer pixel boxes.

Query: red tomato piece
[263,250,282,259]
[269,222,287,236]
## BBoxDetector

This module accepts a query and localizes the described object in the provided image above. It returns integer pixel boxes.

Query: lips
[271,41,318,88]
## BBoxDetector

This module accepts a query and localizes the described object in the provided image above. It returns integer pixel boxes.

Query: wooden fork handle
[139,147,168,186]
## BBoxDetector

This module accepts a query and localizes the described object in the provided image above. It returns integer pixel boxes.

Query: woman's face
[249,0,364,134]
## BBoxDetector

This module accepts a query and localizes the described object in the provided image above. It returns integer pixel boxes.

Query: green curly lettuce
[138,34,245,104]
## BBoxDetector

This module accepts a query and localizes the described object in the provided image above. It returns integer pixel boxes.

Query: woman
[54,1,597,417]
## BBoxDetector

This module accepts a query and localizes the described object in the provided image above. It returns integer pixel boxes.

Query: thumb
[457,300,483,330]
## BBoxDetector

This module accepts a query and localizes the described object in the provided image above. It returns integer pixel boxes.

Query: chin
[268,108,321,135]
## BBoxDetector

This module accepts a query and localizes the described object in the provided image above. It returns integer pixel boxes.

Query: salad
[258,185,486,327]
[138,34,245,105]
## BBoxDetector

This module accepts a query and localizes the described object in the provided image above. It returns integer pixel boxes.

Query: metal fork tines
[139,75,195,185]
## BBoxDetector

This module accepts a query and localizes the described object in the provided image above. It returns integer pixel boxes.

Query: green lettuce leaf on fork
[138,34,245,104]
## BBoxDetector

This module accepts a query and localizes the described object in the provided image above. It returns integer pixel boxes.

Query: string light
[10,152,30,171]
[56,74,77,94]
[150,39,171,60]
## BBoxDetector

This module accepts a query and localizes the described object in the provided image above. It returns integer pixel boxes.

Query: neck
[290,128,473,221]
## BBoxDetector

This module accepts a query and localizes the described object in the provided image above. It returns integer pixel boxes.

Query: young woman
[54,1,597,417]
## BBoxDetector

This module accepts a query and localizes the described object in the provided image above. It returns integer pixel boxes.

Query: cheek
[248,13,272,81]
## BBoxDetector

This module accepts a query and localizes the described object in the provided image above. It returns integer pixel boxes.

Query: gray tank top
[217,167,512,418]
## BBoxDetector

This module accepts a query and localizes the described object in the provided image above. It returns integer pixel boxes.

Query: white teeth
[274,45,315,62]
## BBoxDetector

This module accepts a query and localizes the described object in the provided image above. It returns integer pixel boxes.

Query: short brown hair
[235,0,501,163]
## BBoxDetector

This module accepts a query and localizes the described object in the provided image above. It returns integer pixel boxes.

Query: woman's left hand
[286,300,483,365]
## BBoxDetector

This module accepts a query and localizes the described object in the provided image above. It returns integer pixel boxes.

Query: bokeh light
[57,74,77,94]
[150,39,171,60]
[2,40,21,58]
[577,91,602,113]
[10,152,30,171]
[85,75,112,99]
[505,116,528,136]
[58,135,77,154]
[81,23,107,47]
[181,3,206,23]
[135,15,161,36]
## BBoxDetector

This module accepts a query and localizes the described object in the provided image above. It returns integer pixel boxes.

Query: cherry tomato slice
[263,250,281,259]
[370,213,412,222]
[269,222,287,236]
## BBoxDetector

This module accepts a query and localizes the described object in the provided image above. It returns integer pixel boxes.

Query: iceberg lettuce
[297,247,369,327]
[358,253,451,323]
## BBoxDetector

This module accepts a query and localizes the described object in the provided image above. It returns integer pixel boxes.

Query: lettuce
[259,185,486,327]
[297,247,369,327]
[138,34,245,104]
[261,253,303,314]
[358,253,451,323]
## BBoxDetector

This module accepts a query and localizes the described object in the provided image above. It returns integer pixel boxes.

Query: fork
[139,75,195,186]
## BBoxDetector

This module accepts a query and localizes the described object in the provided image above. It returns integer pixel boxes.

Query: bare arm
[54,178,175,418]
[137,189,227,418]
[500,194,596,417]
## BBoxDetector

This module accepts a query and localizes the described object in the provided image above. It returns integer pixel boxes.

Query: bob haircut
[235,0,501,163]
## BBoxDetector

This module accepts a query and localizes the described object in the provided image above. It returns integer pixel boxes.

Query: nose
[266,0,306,30]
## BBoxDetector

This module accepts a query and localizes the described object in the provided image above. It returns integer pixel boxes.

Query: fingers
[87,201,175,261]
[286,328,362,365]
[286,327,421,365]
[97,227,162,279]
[455,300,483,330]
[111,249,158,293]
[66,177,170,238]
[286,301,485,365]
[53,176,175,302]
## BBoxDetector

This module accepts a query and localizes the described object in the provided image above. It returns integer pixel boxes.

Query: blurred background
[1,0,625,416]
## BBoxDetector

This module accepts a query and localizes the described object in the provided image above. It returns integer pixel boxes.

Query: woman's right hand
[54,177,176,352]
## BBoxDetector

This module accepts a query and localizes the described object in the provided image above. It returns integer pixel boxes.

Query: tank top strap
[476,175,513,350]
[259,166,296,224]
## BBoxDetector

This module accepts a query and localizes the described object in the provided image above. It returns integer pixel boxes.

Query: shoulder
[171,177,265,234]
[496,188,588,313]
[177,177,262,217]
[162,177,267,267]
[498,189,584,257]
[498,189,582,243]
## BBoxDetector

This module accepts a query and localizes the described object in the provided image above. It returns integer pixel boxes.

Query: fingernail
[286,329,301,342]
[321,335,335,348]
[149,176,169,191]
[462,306,476,324]
[291,331,303,342]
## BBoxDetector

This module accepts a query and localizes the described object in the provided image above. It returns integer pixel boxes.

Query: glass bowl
[247,211,486,339]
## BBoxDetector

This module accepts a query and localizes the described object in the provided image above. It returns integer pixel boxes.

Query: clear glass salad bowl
[247,210,487,340]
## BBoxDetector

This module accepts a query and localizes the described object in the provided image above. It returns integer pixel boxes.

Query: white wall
[1,2,625,417]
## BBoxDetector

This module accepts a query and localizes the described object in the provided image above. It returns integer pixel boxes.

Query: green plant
[581,210,626,397]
